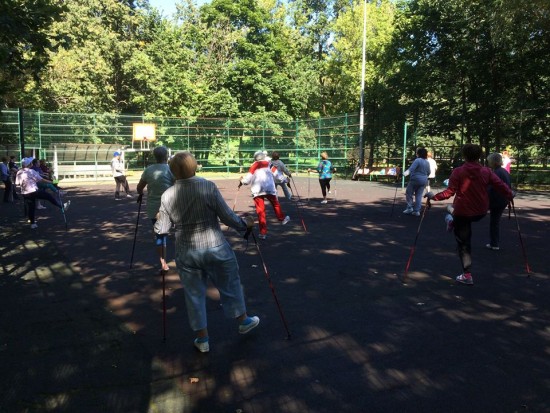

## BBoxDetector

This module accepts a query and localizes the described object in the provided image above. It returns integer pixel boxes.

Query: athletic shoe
[445,214,454,232]
[36,204,47,210]
[30,223,38,229]
[194,338,210,353]
[328,191,332,194]
[258,234,267,240]
[485,244,500,251]
[456,273,473,285]
[321,199,328,204]
[63,200,71,212]
[412,211,420,216]
[282,216,290,225]
[403,208,413,214]
[239,316,260,334]
[115,197,122,201]
[126,194,133,198]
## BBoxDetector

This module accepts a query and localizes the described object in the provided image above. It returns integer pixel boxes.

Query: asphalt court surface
[1,175,549,412]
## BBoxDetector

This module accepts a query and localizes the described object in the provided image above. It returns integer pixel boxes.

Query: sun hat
[22,157,34,167]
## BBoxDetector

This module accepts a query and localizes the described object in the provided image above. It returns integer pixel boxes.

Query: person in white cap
[240,150,290,239]
[111,151,132,200]
[154,151,259,353]
[15,157,70,229]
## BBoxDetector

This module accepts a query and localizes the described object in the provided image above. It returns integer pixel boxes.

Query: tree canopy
[1,0,548,154]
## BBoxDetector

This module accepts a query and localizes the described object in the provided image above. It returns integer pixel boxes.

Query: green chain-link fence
[1,109,548,185]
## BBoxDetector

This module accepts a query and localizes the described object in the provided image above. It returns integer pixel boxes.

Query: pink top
[15,168,42,194]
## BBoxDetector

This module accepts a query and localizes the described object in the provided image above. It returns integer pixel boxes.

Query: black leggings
[23,190,63,224]
[319,178,332,197]
[452,214,486,273]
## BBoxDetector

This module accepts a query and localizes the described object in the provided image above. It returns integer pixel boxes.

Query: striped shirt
[154,176,247,250]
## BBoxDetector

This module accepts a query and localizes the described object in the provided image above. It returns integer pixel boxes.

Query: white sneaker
[30,223,38,229]
[36,205,47,210]
[403,208,413,214]
[412,211,420,216]
[194,338,210,353]
[126,194,133,198]
[239,316,260,334]
[321,199,328,204]
[485,244,499,251]
[63,200,71,212]
[282,216,290,225]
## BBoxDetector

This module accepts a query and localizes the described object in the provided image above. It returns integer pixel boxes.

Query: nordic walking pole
[130,194,143,269]
[403,198,431,283]
[290,176,307,232]
[307,169,311,202]
[160,244,167,342]
[57,190,68,231]
[332,169,337,202]
[390,181,399,217]
[511,200,531,276]
[245,228,291,339]
[233,183,242,211]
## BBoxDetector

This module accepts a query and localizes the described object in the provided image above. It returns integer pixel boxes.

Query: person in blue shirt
[403,148,430,216]
[310,152,336,204]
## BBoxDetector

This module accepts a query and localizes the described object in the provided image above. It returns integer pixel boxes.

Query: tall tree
[0,0,66,108]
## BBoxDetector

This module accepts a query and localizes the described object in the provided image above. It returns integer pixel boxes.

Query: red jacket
[433,162,513,217]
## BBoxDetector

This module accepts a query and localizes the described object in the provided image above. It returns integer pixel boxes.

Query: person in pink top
[501,150,512,173]
[15,157,70,229]
[425,144,514,285]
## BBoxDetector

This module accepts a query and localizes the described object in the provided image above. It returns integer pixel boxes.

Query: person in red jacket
[425,144,514,285]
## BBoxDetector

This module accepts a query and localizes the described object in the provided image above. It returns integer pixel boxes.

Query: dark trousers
[489,207,506,247]
[319,178,332,197]
[453,214,486,273]
[114,176,130,198]
[2,179,12,202]
[23,190,62,224]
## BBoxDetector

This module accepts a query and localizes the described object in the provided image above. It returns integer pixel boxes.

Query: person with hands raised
[154,151,260,353]
[424,144,514,286]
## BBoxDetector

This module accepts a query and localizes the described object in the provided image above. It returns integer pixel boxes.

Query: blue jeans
[405,180,426,212]
[175,242,246,331]
[276,181,292,200]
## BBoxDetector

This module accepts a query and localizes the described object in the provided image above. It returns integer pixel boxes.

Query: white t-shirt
[427,158,438,179]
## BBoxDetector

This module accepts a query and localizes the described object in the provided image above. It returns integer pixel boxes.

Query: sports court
[1,175,548,412]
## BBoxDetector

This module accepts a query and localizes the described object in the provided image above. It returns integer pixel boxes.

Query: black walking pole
[130,194,143,269]
[403,198,431,283]
[160,243,167,342]
[289,176,307,232]
[244,228,291,339]
[390,181,399,217]
[511,200,531,276]
[57,190,68,231]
